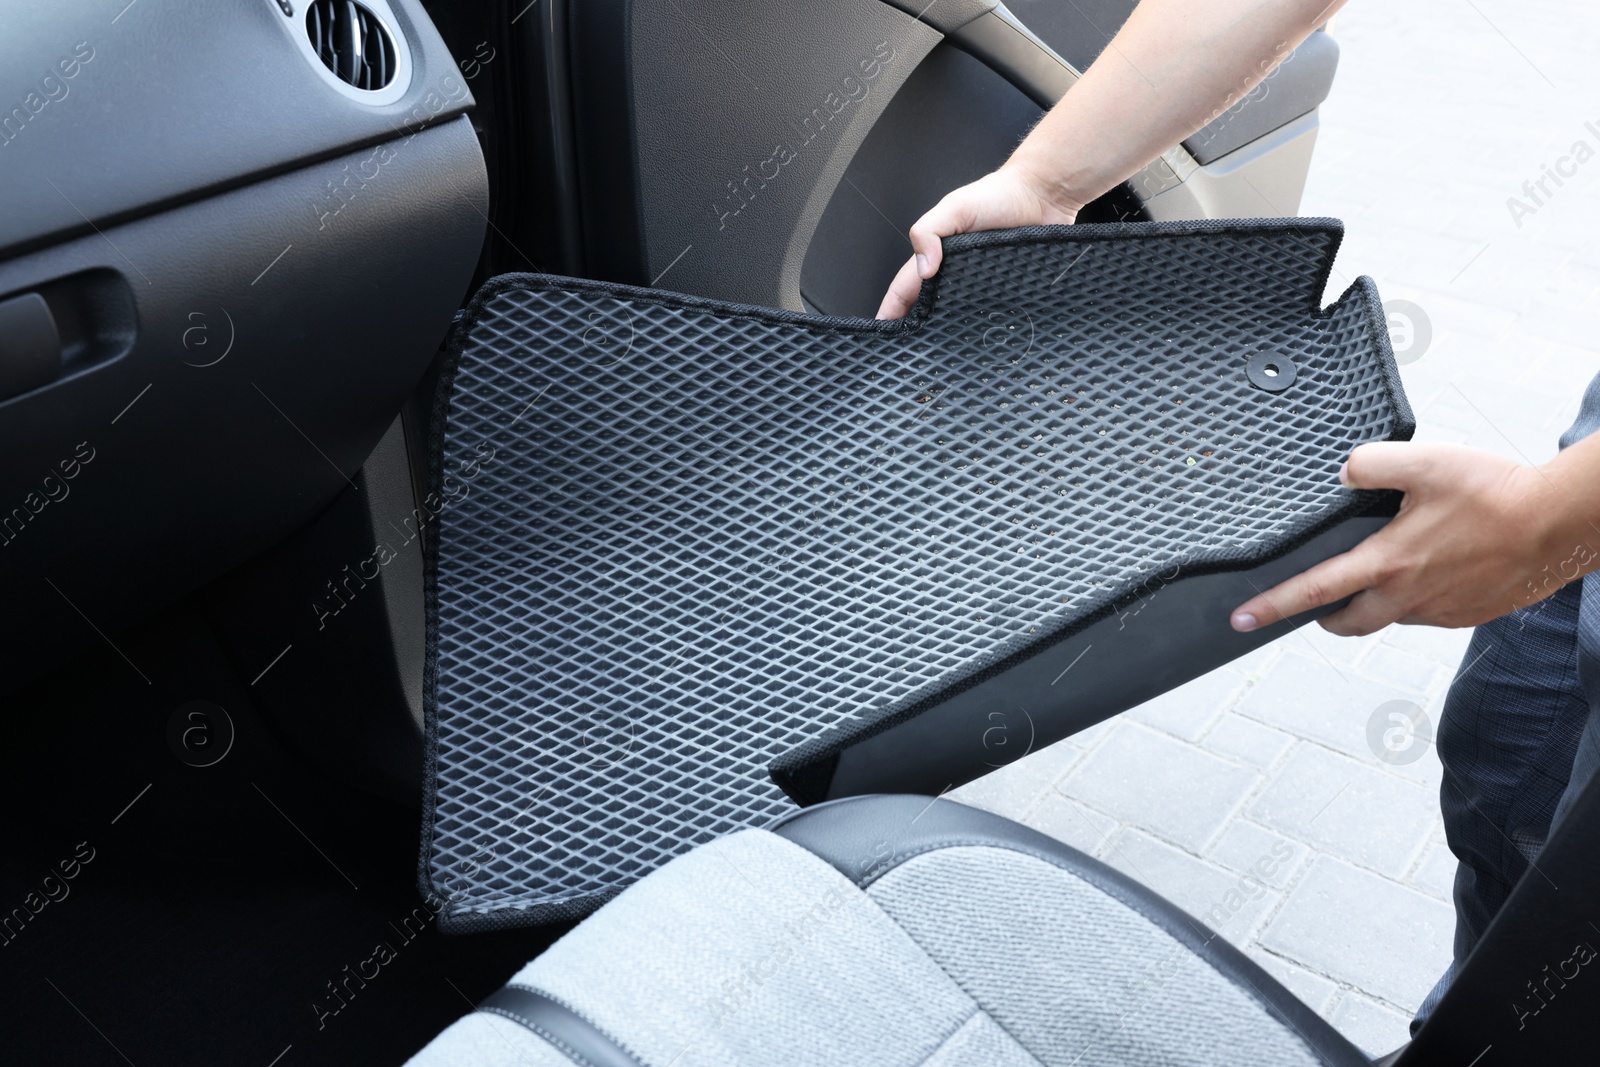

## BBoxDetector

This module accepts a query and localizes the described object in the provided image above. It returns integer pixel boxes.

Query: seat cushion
[407,796,1370,1066]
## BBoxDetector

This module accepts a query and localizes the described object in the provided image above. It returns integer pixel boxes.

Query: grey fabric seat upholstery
[406,795,1371,1067]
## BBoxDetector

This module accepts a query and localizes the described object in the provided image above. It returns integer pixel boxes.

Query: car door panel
[565,0,1339,314]
[799,42,1048,317]
[570,0,942,306]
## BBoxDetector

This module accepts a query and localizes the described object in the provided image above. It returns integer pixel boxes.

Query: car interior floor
[0,599,564,1067]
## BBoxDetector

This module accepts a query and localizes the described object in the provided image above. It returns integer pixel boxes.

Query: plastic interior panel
[877,0,996,34]
[800,43,1050,319]
[422,218,1412,930]
[1182,30,1340,165]
[569,0,940,307]
[0,117,487,694]
[0,0,472,259]
[1004,0,1136,72]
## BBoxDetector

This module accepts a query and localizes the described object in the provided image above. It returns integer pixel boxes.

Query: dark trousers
[1414,574,1600,1026]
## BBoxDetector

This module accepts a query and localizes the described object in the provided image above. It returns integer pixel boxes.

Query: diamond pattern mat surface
[422,220,1411,929]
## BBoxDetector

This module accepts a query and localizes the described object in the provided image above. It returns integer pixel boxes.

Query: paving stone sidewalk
[952,1,1600,1054]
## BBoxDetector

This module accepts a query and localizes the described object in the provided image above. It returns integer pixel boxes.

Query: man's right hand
[874,165,1080,320]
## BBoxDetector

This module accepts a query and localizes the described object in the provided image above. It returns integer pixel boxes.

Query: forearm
[1520,430,1600,600]
[1006,0,1347,214]
[873,0,1351,319]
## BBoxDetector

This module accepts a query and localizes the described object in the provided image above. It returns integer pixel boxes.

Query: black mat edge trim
[801,509,1397,804]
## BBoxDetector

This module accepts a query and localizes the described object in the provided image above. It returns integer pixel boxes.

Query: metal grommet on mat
[1246,352,1296,392]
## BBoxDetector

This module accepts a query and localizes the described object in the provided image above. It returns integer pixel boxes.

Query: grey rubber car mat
[421,218,1412,930]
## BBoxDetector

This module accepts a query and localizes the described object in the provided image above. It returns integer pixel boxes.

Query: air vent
[305,0,398,92]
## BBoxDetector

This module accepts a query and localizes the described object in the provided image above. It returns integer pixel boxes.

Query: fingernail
[1232,612,1258,632]
[1337,461,1349,486]
[916,253,930,276]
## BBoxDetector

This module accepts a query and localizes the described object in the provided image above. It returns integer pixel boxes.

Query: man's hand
[874,166,1080,320]
[873,0,1345,319]
[1231,440,1600,637]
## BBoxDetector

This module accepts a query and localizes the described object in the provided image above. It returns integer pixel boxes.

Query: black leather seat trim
[771,794,1371,1067]
[477,984,647,1067]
